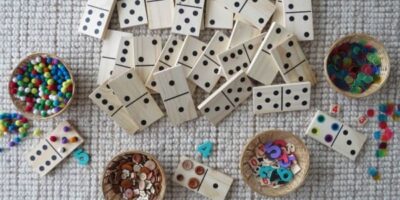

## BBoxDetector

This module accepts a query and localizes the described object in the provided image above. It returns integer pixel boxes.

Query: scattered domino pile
[81,0,317,133]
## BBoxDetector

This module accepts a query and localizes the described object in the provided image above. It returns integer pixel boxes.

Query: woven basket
[9,52,75,120]
[240,130,310,197]
[323,33,390,98]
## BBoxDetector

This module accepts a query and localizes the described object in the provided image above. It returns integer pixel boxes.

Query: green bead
[65,93,72,98]
[45,100,52,106]
[19,132,28,138]
[22,123,29,129]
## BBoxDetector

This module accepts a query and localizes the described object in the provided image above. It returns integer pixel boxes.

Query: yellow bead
[15,120,22,126]
[33,128,41,137]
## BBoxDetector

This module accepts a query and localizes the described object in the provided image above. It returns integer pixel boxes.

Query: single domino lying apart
[25,121,84,176]
[173,156,233,200]
[305,111,367,160]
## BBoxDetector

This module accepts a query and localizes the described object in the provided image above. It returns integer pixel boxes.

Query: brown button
[188,178,200,189]
[120,179,133,189]
[176,174,184,181]
[120,163,133,171]
[132,154,142,163]
[140,166,151,174]
[182,160,193,170]
[195,166,205,175]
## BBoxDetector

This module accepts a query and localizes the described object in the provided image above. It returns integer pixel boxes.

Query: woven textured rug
[0,0,399,199]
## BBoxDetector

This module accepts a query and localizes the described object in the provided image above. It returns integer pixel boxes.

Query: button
[182,160,193,170]
[188,178,200,189]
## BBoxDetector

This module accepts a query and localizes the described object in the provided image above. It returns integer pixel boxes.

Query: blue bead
[368,167,378,177]
[373,131,381,140]
[378,104,387,113]
[377,114,387,122]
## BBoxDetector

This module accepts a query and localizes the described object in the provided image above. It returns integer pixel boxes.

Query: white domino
[282,0,314,41]
[25,121,84,176]
[109,69,164,130]
[198,71,253,125]
[173,156,233,200]
[89,83,140,134]
[145,35,185,93]
[188,31,229,93]
[79,0,116,39]
[252,82,311,114]
[219,33,266,79]
[204,0,234,29]
[270,34,316,85]
[172,0,205,36]
[116,0,148,28]
[97,30,132,85]
[153,66,197,125]
[222,0,276,30]
[146,0,175,29]
[246,22,292,85]
[175,36,207,76]
[228,20,261,49]
[306,111,367,160]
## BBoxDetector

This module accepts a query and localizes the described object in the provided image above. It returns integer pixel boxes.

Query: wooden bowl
[240,130,310,197]
[323,33,390,98]
[9,53,75,120]
[102,150,166,200]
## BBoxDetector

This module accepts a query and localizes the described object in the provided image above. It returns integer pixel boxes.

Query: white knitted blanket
[0,0,399,199]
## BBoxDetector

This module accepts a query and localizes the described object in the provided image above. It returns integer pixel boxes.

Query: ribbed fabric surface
[0,0,399,199]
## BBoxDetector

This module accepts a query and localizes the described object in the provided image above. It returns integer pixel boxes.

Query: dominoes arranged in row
[78,0,314,40]
[90,20,317,134]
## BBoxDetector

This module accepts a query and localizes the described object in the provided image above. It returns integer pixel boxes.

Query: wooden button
[195,166,205,175]
[188,178,200,189]
[182,159,193,170]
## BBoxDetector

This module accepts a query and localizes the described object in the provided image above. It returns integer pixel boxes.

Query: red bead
[25,106,33,112]
[20,118,28,123]
[49,135,57,142]
[10,88,17,95]
[367,109,375,117]
[379,122,387,129]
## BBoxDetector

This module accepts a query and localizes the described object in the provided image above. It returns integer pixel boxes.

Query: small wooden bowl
[9,53,75,120]
[323,33,390,98]
[240,130,310,197]
[102,150,166,200]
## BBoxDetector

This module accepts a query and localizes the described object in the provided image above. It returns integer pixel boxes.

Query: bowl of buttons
[9,53,75,119]
[102,151,166,200]
[240,130,310,197]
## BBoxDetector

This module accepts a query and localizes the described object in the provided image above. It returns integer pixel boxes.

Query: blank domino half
[173,156,233,200]
[25,121,84,176]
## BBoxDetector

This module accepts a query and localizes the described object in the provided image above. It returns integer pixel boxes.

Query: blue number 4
[197,141,213,158]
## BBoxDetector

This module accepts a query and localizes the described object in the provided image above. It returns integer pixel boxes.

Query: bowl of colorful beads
[102,150,166,200]
[240,130,310,197]
[9,53,75,119]
[324,33,390,98]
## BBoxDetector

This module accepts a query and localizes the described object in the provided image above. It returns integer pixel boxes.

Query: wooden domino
[175,36,207,76]
[246,22,292,85]
[89,83,140,134]
[116,0,148,28]
[172,0,205,36]
[204,0,234,29]
[306,111,367,160]
[173,156,233,200]
[228,20,261,49]
[145,35,185,93]
[282,0,314,41]
[218,33,266,79]
[222,0,276,30]
[78,0,116,39]
[270,34,317,85]
[252,82,311,114]
[188,31,229,93]
[25,121,84,176]
[97,30,132,85]
[111,35,135,78]
[198,71,253,125]
[271,0,285,25]
[146,0,175,29]
[153,66,197,125]
[133,36,163,83]
[108,69,164,130]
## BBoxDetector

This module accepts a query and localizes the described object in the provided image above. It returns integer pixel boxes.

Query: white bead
[18,87,24,91]
[36,98,41,103]
[19,96,26,101]
[35,56,41,63]
[12,77,17,82]
[33,110,39,115]
[24,88,30,93]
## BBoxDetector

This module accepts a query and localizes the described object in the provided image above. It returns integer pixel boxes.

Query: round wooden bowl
[9,53,75,120]
[101,150,166,200]
[323,33,390,98]
[240,130,310,197]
